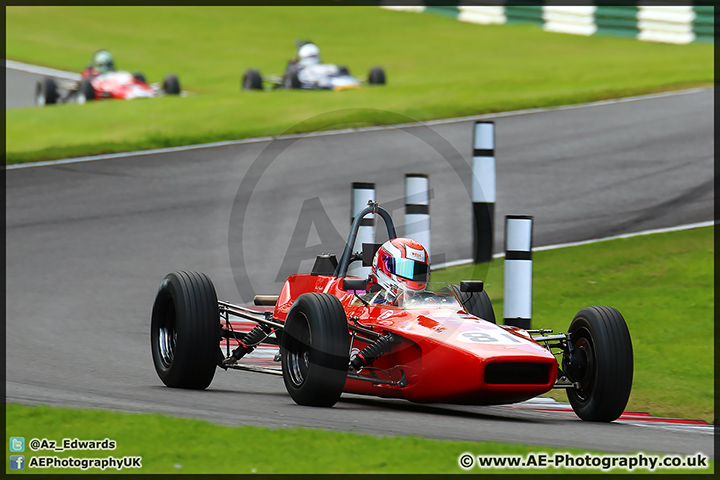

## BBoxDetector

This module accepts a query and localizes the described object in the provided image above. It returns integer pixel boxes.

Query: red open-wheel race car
[150,202,633,422]
[35,50,181,106]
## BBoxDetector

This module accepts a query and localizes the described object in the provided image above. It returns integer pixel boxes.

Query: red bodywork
[81,69,156,100]
[265,273,558,406]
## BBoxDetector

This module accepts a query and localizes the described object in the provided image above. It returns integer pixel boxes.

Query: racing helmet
[93,50,115,73]
[371,238,430,295]
[297,43,321,66]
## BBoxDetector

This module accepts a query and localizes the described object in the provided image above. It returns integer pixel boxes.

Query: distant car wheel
[283,70,301,89]
[133,72,147,84]
[242,69,263,90]
[163,74,181,95]
[76,78,95,104]
[564,306,633,422]
[280,293,350,407]
[337,65,350,76]
[457,289,496,324]
[35,77,58,106]
[368,67,386,85]
[151,271,221,390]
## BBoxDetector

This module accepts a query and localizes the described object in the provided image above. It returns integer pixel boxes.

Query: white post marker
[349,182,376,278]
[504,215,533,329]
[404,173,431,255]
[472,121,496,263]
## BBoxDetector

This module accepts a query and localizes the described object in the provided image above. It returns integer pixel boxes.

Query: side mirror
[343,278,368,292]
[460,280,484,293]
[362,243,383,267]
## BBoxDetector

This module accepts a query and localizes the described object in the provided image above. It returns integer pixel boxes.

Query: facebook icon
[10,455,25,470]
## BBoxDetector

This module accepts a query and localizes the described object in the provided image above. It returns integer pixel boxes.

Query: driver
[369,238,430,304]
[297,43,321,67]
[84,50,115,77]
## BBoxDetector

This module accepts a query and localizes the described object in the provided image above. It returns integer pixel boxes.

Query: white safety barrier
[404,173,431,255]
[503,215,533,329]
[381,4,713,44]
[349,182,375,278]
[472,121,496,263]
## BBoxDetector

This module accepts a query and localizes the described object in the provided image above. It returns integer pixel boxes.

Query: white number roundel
[456,330,526,345]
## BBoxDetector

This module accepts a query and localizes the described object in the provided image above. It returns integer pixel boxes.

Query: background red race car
[35,50,181,106]
[150,202,633,422]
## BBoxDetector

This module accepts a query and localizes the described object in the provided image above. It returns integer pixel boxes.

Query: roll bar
[334,201,397,278]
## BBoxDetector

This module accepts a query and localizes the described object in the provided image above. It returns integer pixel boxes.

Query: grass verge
[6,6,714,164]
[5,403,713,474]
[432,226,714,423]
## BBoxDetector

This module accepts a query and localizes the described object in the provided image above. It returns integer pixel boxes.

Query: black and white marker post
[349,182,376,278]
[503,215,533,329]
[472,121,496,263]
[404,173,430,255]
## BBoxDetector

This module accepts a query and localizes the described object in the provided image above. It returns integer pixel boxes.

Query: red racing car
[150,202,633,422]
[35,50,181,106]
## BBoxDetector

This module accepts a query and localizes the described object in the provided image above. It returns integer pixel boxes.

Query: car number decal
[457,330,527,345]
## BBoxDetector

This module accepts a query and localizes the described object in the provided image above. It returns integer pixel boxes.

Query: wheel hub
[564,336,595,393]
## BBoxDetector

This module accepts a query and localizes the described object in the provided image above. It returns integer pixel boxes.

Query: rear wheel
[283,70,301,89]
[242,69,263,90]
[77,78,95,104]
[564,306,633,422]
[151,271,220,389]
[457,289,496,324]
[35,77,58,106]
[163,74,181,95]
[368,67,386,85]
[280,293,350,406]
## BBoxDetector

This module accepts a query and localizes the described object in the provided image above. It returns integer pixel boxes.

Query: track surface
[6,67,714,458]
[5,67,44,108]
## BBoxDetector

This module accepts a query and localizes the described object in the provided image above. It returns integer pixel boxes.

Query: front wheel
[368,66,386,85]
[564,306,633,422]
[457,289,496,324]
[151,271,220,389]
[280,293,350,407]
[163,74,181,95]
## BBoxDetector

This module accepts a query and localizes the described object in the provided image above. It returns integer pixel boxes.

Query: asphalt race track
[6,64,714,457]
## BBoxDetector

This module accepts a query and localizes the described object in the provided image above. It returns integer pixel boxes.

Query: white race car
[242,40,386,92]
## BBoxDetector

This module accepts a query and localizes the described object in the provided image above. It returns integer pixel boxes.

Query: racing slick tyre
[35,77,58,106]
[151,271,220,390]
[132,72,147,84]
[283,70,301,89]
[564,306,633,422]
[368,67,386,85]
[242,69,263,90]
[77,78,95,104]
[163,74,181,95]
[280,293,350,407]
[457,290,496,324]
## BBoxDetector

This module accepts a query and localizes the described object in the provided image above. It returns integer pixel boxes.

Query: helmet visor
[391,258,429,283]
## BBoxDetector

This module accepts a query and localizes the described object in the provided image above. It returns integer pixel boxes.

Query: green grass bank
[432,225,714,423]
[6,6,713,163]
[5,404,713,474]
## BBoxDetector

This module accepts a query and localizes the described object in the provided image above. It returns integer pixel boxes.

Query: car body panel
[271,273,558,405]
[296,64,361,91]
[87,71,156,100]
